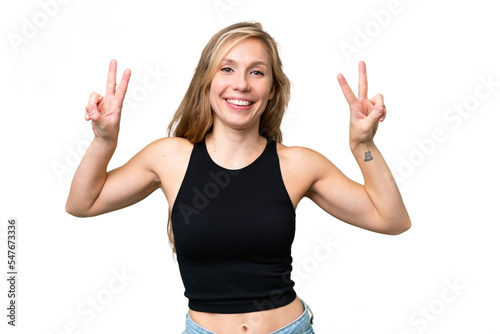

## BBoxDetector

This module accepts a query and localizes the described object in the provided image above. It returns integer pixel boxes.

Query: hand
[85,59,131,143]
[337,61,386,149]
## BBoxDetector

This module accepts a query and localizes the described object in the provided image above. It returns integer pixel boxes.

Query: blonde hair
[167,22,291,252]
[167,21,291,142]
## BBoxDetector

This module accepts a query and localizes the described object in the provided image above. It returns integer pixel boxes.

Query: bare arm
[65,138,161,217]
[306,61,410,235]
[350,141,410,234]
[305,143,410,235]
[65,59,160,217]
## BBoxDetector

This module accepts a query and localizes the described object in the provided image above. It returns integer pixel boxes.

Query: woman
[66,22,411,334]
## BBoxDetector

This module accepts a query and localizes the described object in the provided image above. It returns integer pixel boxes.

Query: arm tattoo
[364,150,373,162]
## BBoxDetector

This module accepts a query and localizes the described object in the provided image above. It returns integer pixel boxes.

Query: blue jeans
[182,299,315,333]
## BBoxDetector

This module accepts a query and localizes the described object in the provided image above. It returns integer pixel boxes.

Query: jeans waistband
[183,298,314,334]
[269,298,314,333]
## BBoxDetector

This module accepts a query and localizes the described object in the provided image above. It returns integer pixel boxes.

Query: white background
[1,0,499,333]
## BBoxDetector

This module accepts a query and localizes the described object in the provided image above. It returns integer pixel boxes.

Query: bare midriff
[188,296,304,334]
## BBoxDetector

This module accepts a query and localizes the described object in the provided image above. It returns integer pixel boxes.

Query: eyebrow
[221,58,269,68]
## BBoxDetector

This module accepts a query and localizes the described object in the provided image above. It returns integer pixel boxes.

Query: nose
[232,72,250,92]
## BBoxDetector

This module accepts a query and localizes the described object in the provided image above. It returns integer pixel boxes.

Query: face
[209,38,275,132]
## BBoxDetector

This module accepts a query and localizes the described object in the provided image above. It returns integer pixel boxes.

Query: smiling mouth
[225,98,254,106]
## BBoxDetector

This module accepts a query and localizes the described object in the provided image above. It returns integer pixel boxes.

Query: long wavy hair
[167,22,291,252]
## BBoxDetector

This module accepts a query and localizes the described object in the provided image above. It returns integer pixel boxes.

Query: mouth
[224,98,255,107]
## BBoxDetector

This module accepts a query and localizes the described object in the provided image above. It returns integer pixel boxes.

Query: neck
[205,124,267,170]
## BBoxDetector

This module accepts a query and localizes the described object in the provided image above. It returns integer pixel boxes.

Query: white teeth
[226,99,252,106]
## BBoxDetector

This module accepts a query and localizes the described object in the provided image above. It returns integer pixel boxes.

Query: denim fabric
[182,299,314,334]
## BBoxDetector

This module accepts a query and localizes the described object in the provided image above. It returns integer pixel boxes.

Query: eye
[250,70,264,76]
[221,67,233,73]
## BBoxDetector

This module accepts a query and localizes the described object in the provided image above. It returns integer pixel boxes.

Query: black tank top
[171,137,297,313]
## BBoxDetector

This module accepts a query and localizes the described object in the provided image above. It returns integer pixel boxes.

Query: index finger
[358,61,368,98]
[105,59,117,96]
[337,73,357,105]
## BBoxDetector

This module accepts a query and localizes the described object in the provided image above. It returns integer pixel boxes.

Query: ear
[268,83,276,100]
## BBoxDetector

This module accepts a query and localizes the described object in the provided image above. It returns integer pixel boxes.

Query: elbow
[385,218,411,235]
[65,202,91,218]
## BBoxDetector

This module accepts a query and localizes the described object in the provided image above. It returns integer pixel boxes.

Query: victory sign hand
[337,61,386,149]
[85,59,131,143]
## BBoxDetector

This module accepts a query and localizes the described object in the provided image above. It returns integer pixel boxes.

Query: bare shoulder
[143,137,193,172]
[145,136,193,155]
[276,142,324,159]
[276,142,334,174]
[146,137,193,158]
[275,143,339,204]
[125,137,192,179]
[276,142,348,206]
[138,137,194,207]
